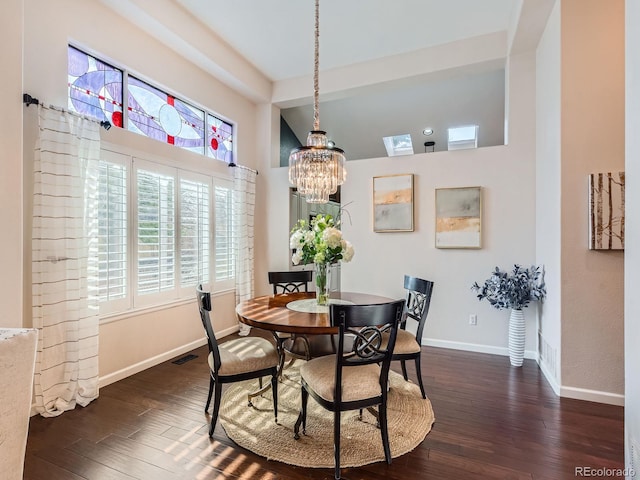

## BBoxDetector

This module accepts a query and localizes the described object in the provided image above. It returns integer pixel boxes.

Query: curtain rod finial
[23,93,39,107]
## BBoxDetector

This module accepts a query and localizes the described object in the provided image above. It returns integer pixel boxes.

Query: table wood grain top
[235,292,396,334]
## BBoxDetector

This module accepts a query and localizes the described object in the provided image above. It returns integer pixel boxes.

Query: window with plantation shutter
[97,153,234,315]
[136,166,175,297]
[215,184,234,283]
[97,151,128,313]
[180,177,210,289]
[69,46,238,318]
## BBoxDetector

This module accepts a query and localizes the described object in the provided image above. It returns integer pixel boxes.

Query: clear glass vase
[315,262,331,305]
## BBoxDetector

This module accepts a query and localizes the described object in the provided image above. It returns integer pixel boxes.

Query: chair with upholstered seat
[392,275,434,399]
[196,285,279,437]
[293,300,405,480]
[268,270,311,360]
[268,270,335,365]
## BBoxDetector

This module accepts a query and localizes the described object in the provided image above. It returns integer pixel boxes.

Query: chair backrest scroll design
[403,275,434,343]
[330,300,405,404]
[268,270,313,294]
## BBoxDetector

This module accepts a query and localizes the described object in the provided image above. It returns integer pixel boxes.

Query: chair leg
[300,335,311,360]
[400,359,409,381]
[334,410,341,480]
[301,386,308,434]
[277,346,287,379]
[205,375,214,413]
[271,371,278,423]
[272,333,286,379]
[379,402,392,465]
[209,380,222,438]
[294,386,308,439]
[414,357,426,399]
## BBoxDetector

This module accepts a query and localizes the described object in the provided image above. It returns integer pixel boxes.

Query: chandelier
[288,0,346,204]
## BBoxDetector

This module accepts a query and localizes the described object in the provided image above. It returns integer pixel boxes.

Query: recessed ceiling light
[423,128,434,136]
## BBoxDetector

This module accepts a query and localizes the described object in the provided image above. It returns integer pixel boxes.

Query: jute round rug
[219,365,435,468]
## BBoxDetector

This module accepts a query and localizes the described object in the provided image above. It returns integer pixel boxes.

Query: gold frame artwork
[373,174,414,232]
[435,186,482,249]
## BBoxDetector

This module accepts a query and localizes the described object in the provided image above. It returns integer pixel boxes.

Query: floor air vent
[172,354,198,365]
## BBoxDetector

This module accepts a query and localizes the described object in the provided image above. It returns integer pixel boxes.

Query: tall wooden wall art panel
[589,172,625,250]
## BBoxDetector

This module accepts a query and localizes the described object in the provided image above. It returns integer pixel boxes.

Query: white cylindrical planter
[508,309,525,367]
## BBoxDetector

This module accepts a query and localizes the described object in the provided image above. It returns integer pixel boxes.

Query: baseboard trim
[99,324,240,388]
[99,336,210,388]
[422,338,624,406]
[100,322,240,388]
[560,385,625,406]
[422,338,537,360]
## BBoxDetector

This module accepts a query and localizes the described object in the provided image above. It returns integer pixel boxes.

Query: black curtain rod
[228,163,258,175]
[23,93,112,130]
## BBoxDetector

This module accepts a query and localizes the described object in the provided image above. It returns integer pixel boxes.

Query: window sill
[99,287,235,325]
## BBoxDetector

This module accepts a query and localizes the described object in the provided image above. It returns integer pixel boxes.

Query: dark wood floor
[24,336,624,480]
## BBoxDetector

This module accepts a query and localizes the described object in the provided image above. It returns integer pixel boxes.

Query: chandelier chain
[313,0,320,131]
[288,0,346,204]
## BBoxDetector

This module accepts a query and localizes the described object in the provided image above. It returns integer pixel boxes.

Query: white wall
[259,52,539,359]
[535,0,562,390]
[535,0,625,405]
[21,0,259,382]
[0,0,24,328]
[626,0,640,472]
[559,0,625,400]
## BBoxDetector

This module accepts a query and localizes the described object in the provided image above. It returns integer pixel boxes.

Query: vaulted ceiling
[102,0,556,160]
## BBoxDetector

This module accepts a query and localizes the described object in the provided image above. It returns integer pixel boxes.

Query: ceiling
[104,0,555,161]
[175,0,517,82]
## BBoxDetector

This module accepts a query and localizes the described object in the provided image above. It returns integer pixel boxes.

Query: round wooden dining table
[235,291,396,335]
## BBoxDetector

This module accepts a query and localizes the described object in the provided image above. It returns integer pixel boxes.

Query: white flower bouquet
[289,214,354,266]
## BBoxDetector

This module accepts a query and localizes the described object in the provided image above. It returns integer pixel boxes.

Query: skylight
[383,134,414,157]
[448,125,478,150]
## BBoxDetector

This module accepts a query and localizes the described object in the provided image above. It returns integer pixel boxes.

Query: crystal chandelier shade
[289,131,346,203]
[288,0,346,204]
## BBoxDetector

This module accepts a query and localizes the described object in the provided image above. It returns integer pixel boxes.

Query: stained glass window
[68,46,123,127]
[128,77,205,155]
[68,46,234,162]
[207,114,233,162]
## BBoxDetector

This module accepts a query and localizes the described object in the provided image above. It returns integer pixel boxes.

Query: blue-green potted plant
[472,265,546,366]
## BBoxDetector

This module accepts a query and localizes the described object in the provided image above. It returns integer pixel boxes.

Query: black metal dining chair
[391,275,434,399]
[196,285,279,437]
[293,300,405,480]
[268,270,336,367]
[268,270,313,295]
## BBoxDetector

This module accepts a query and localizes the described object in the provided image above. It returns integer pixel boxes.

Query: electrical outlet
[469,314,477,325]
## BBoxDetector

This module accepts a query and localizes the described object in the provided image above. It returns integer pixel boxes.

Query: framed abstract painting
[373,174,414,232]
[435,186,482,248]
